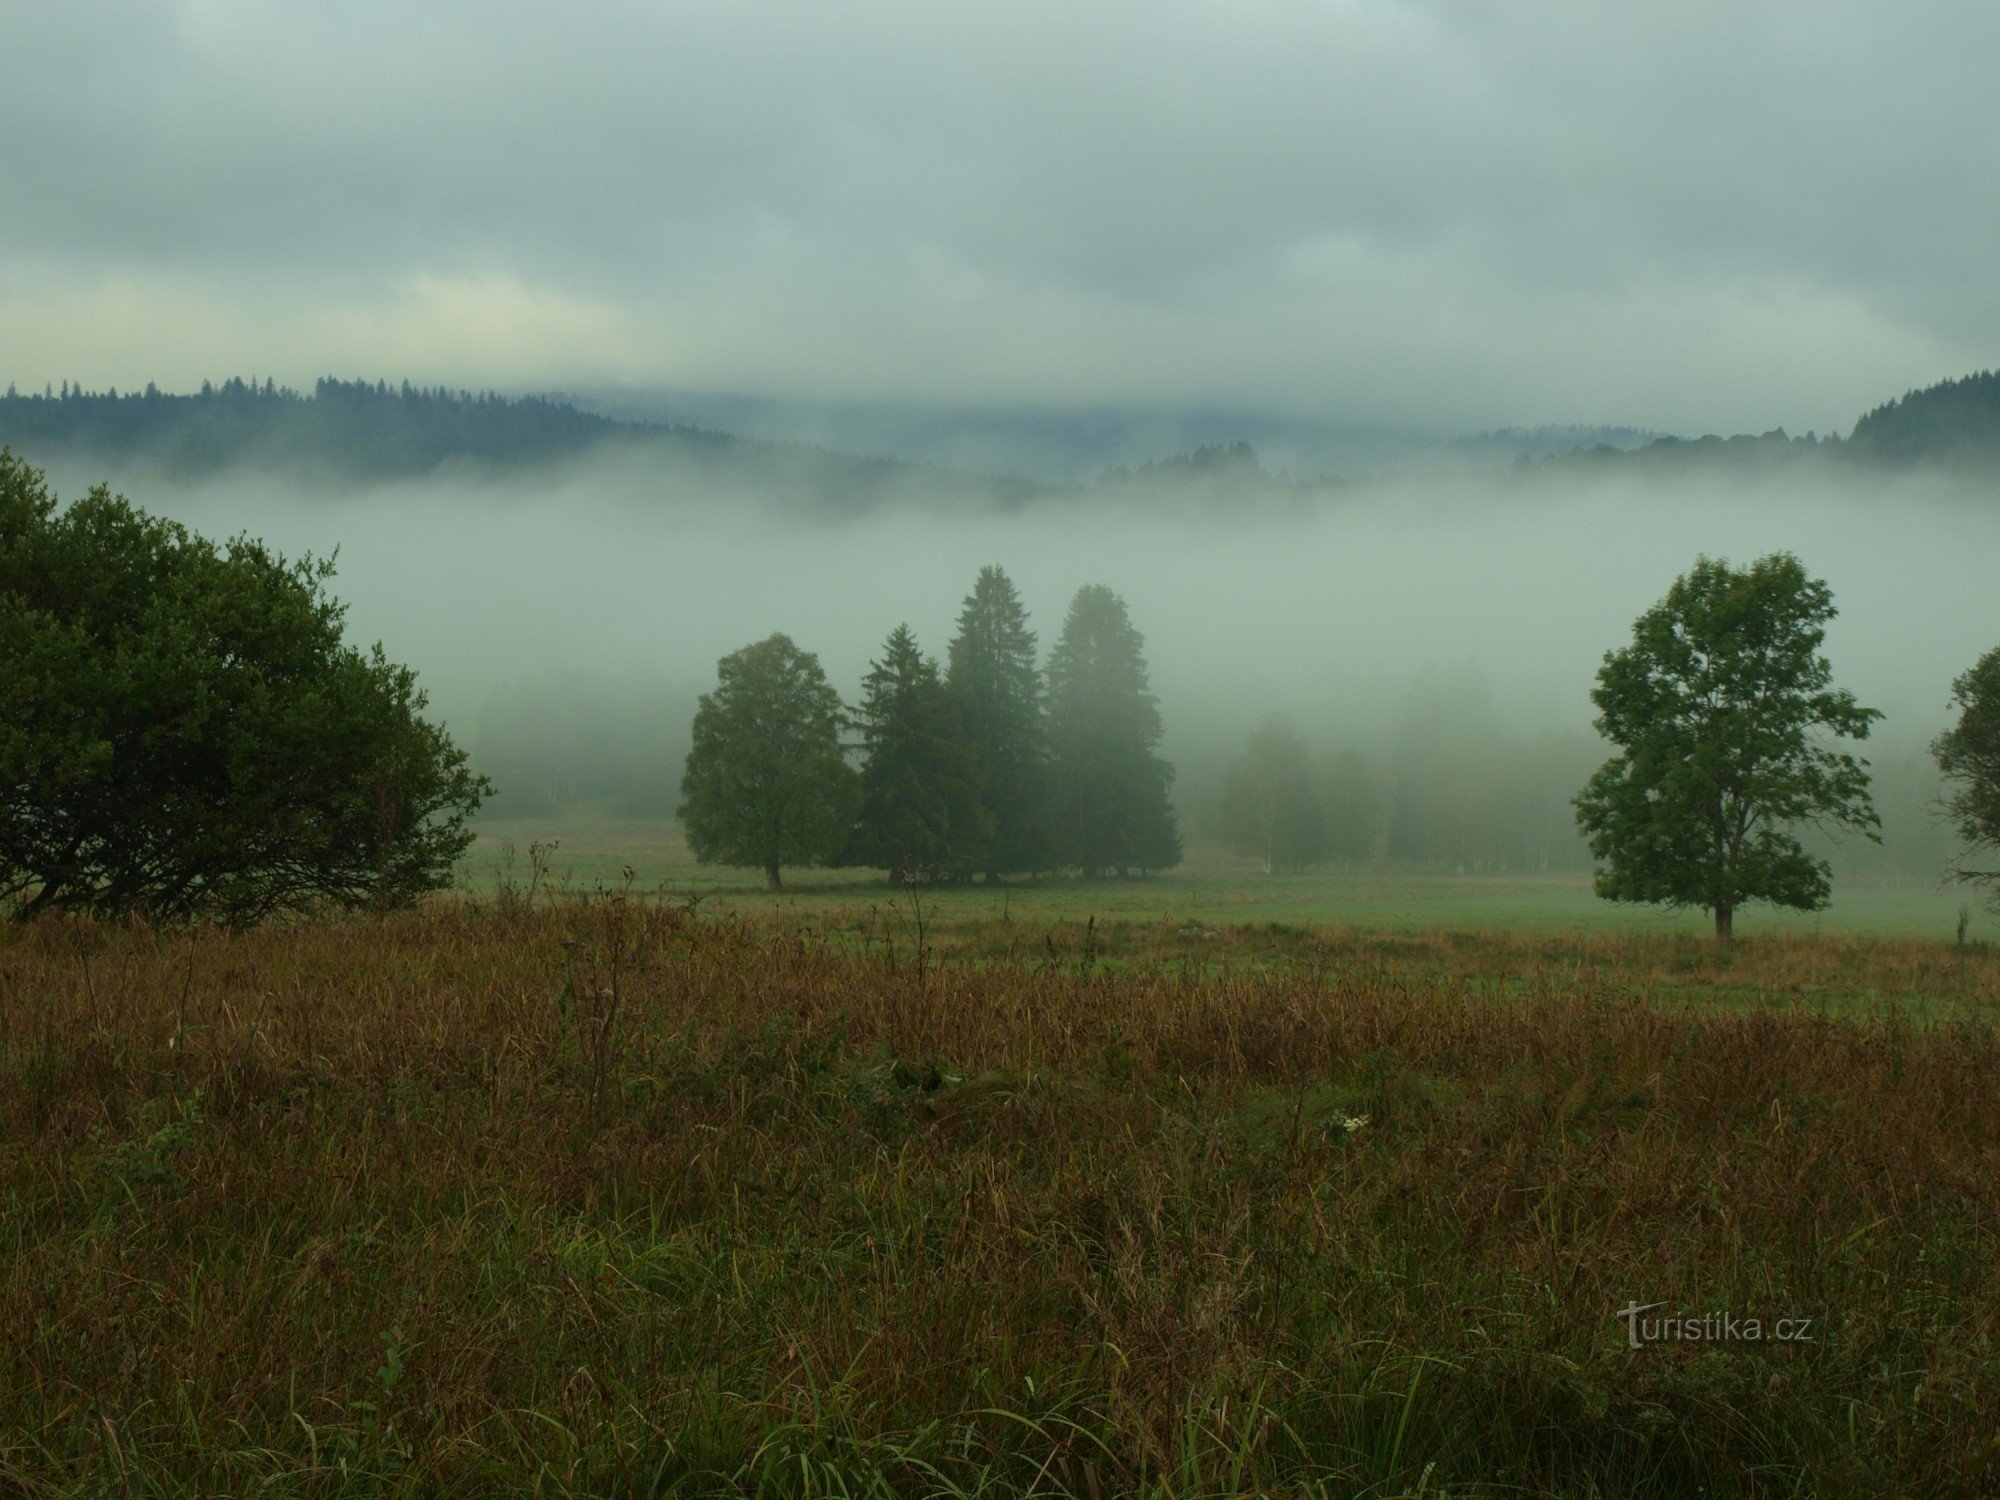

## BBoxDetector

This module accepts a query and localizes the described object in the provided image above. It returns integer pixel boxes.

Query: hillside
[0,378,1043,506]
[1847,369,2000,467]
[8,370,2000,498]
[1535,369,2000,477]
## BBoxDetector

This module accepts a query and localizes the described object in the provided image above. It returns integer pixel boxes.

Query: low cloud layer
[4,1,1996,433]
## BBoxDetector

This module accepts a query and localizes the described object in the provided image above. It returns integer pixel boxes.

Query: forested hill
[1538,370,2000,476]
[9,369,2000,495]
[1846,371,2000,467]
[0,378,1043,505]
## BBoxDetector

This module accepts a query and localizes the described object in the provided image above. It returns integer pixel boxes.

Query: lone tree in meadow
[945,565,1049,879]
[1045,584,1181,876]
[1933,645,2000,907]
[0,451,487,922]
[849,624,989,882]
[1218,713,1333,872]
[679,633,858,890]
[1574,553,1880,939]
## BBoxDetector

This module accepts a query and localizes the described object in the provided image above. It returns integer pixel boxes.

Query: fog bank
[39,454,1995,879]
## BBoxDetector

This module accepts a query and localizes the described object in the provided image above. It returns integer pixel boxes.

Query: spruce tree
[1045,585,1181,875]
[945,566,1048,878]
[850,625,988,882]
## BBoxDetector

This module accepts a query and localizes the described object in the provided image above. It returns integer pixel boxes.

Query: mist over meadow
[37,448,1990,883]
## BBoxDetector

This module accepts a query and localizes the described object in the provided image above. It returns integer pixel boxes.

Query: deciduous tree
[0,451,486,922]
[1574,553,1880,939]
[1933,645,2000,907]
[679,633,857,889]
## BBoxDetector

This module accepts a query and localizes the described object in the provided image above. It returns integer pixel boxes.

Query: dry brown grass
[3,898,1997,1496]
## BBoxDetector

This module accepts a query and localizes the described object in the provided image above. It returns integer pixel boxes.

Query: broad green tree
[850,624,989,882]
[945,566,1048,879]
[0,451,486,922]
[1218,713,1333,872]
[1574,553,1880,939]
[680,634,858,889]
[1045,584,1181,875]
[1933,645,2000,907]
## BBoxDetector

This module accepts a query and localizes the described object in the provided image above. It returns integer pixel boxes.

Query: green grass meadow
[468,813,1979,943]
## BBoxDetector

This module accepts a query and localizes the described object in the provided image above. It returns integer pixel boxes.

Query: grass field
[468,813,1983,942]
[4,893,1999,1496]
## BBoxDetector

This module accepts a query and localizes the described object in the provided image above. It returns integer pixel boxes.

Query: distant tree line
[1207,690,1606,877]
[677,569,1180,887]
[0,378,1037,503]
[0,377,650,479]
[12,370,2000,498]
[471,671,691,818]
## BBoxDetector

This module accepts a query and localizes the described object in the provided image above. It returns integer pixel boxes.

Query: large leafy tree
[849,625,989,882]
[945,566,1049,879]
[1933,646,2000,906]
[1574,553,1880,939]
[679,633,858,889]
[1218,713,1333,872]
[1045,584,1181,875]
[0,451,487,922]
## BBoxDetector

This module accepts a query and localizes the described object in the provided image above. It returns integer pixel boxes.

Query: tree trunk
[765,860,782,891]
[19,879,64,918]
[1714,902,1734,941]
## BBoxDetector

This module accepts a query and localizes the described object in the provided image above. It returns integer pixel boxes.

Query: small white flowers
[1340,1113,1370,1134]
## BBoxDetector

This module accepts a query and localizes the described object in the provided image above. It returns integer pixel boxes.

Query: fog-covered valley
[35,448,1993,884]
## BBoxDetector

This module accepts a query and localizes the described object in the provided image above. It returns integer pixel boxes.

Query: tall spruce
[850,625,988,882]
[1045,584,1181,875]
[945,566,1049,879]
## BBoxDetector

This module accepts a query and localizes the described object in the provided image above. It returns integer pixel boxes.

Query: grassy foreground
[4,900,1999,1496]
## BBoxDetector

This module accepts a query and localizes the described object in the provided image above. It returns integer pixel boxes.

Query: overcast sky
[3,0,1995,435]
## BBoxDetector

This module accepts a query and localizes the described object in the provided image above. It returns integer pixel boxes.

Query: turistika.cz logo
[1616,1302,1818,1349]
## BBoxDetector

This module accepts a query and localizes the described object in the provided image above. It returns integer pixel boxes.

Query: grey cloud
[3,0,1996,429]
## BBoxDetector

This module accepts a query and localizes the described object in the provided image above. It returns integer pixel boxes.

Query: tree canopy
[1573,553,1880,939]
[849,624,988,882]
[679,634,858,889]
[0,450,486,922]
[944,565,1048,878]
[1045,585,1181,876]
[1933,645,2000,907]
